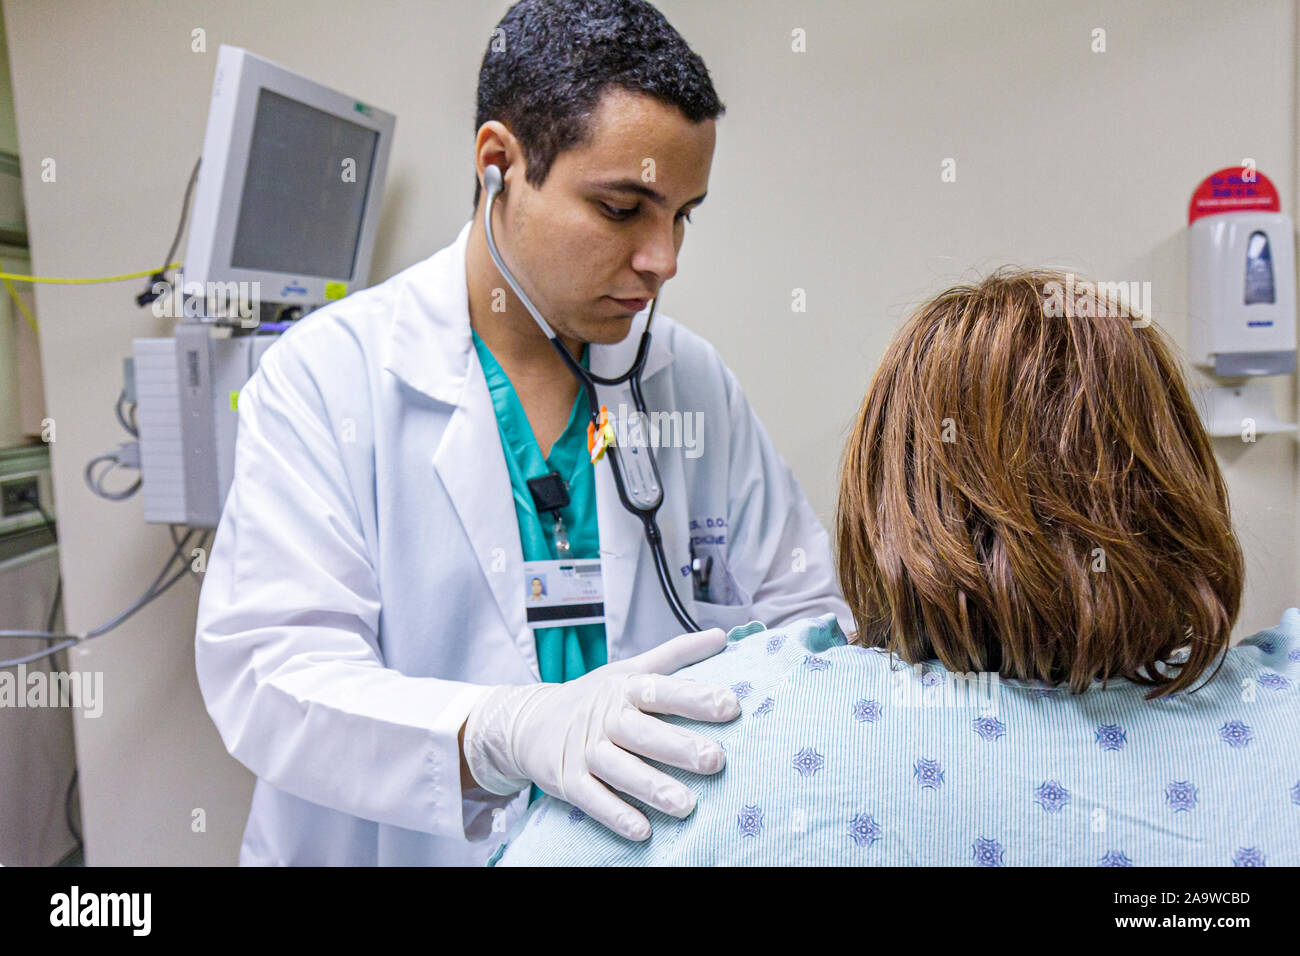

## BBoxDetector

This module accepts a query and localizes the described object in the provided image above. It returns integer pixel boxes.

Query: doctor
[195,0,851,866]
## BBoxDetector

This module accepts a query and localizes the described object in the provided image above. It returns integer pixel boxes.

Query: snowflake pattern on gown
[848,812,882,847]
[792,747,825,777]
[1165,781,1198,812]
[737,805,763,838]
[853,699,883,722]
[972,837,1005,866]
[1219,720,1253,748]
[1034,780,1070,813]
[1257,672,1291,691]
[914,757,945,789]
[1232,846,1266,867]
[1095,724,1127,751]
[973,715,1006,741]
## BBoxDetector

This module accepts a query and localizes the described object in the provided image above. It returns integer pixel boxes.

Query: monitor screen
[230,88,380,279]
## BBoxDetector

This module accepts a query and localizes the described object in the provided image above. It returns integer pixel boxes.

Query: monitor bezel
[184,45,396,315]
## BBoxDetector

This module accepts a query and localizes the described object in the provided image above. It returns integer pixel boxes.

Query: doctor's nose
[630,226,680,284]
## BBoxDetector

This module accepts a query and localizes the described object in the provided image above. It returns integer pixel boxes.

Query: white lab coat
[194,220,852,866]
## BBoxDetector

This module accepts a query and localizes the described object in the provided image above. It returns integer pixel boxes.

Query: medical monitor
[184,45,395,314]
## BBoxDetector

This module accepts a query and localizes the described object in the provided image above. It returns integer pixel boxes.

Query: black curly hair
[472,0,725,210]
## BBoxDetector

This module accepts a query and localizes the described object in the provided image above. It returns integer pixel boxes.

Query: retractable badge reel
[526,471,571,555]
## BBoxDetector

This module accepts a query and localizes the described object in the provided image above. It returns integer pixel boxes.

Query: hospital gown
[490,610,1300,866]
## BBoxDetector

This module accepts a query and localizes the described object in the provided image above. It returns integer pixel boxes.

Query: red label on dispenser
[1188,166,1280,225]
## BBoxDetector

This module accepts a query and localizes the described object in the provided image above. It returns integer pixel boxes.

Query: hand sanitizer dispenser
[1189,212,1296,375]
[1187,167,1297,437]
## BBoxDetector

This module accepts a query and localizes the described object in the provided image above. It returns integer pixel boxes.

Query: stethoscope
[481,163,701,633]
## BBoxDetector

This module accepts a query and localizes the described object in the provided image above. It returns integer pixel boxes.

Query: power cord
[135,156,200,308]
[0,523,211,668]
[84,445,141,501]
[114,387,138,438]
[86,387,143,501]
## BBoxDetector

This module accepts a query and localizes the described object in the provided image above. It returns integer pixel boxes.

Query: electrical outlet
[1,476,39,516]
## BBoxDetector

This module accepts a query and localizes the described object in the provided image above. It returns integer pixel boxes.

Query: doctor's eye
[600,202,637,220]
[599,202,693,225]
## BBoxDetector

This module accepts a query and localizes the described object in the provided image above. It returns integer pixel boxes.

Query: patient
[492,268,1300,866]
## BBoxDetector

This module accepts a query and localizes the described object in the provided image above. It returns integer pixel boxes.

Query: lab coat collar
[384,219,674,408]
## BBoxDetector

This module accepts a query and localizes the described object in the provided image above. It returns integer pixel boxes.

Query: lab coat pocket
[692,598,758,633]
[688,539,755,631]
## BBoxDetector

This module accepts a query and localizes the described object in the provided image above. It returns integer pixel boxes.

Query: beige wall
[4,0,1296,864]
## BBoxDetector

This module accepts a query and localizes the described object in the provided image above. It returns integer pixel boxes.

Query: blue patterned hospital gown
[490,609,1300,866]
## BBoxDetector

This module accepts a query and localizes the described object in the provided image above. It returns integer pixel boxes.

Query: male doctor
[195,0,851,866]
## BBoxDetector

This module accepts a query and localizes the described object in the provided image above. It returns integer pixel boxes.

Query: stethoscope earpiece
[483,163,503,198]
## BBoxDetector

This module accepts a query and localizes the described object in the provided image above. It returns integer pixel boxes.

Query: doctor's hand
[462,627,740,841]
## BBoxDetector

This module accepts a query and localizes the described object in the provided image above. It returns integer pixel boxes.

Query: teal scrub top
[472,330,608,801]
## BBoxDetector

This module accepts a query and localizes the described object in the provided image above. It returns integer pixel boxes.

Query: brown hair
[835,268,1243,698]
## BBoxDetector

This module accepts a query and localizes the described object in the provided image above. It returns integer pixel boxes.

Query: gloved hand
[463,627,740,841]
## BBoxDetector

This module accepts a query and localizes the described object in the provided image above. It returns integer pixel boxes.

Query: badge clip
[587,405,616,464]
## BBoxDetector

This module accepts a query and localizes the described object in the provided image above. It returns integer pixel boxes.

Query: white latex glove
[463,627,740,840]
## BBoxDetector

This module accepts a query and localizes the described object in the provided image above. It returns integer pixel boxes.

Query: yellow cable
[0,259,184,331]
[0,261,182,284]
[4,278,38,334]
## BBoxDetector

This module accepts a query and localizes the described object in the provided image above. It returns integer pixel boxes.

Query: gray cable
[82,368,145,503]
[169,523,205,581]
[161,158,201,278]
[0,639,77,667]
[82,553,191,640]
[0,526,210,667]
[115,388,138,438]
[0,628,76,641]
[83,454,141,501]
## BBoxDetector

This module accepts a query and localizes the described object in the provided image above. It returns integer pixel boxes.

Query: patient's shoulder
[1233,607,1300,666]
[670,612,886,685]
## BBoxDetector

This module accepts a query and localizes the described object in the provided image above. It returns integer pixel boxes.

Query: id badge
[522,559,606,628]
